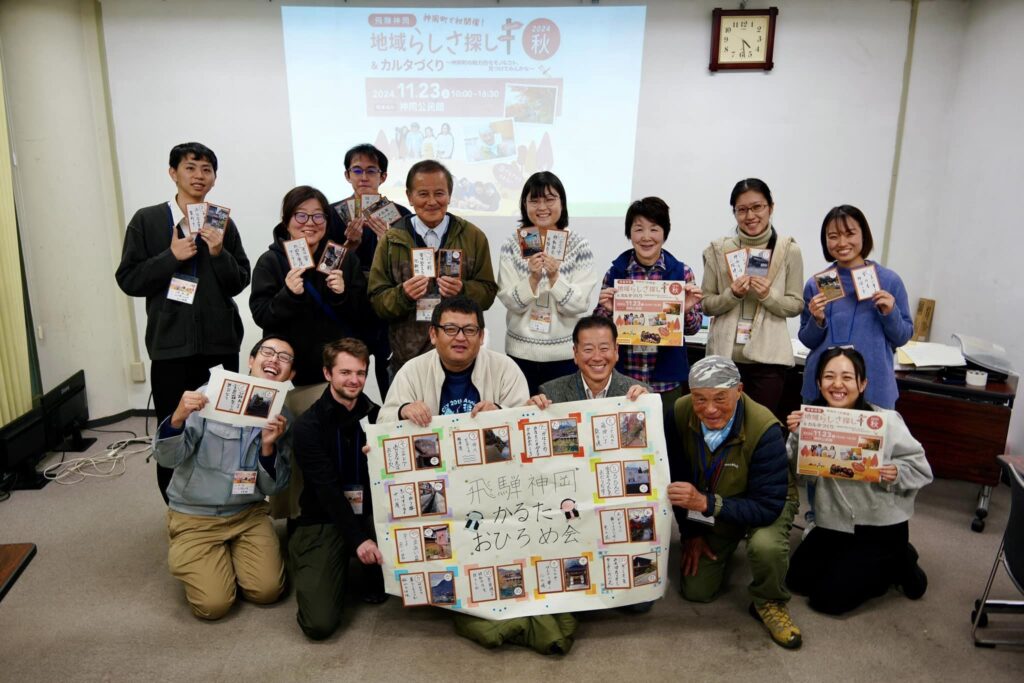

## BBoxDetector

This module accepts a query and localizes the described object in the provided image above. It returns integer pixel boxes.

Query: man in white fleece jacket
[379,295,529,425]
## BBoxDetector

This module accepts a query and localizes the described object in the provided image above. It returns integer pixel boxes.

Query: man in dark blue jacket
[666,356,801,649]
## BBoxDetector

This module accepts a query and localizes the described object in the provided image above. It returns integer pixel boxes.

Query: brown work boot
[749,601,802,649]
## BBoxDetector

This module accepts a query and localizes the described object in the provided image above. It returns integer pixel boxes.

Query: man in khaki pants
[153,335,295,619]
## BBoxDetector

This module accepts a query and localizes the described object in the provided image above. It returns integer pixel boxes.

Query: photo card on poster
[429,571,457,606]
[627,507,657,543]
[632,552,659,586]
[497,564,526,600]
[619,412,648,448]
[483,426,513,464]
[418,480,448,516]
[623,460,652,495]
[563,556,591,591]
[413,433,442,470]
[550,418,580,455]
[423,524,452,561]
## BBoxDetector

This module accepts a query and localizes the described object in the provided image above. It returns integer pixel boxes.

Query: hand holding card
[412,248,437,278]
[284,238,314,271]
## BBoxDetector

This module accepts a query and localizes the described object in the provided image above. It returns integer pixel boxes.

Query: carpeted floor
[1,416,1022,682]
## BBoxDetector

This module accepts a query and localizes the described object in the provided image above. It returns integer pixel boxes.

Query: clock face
[718,15,770,63]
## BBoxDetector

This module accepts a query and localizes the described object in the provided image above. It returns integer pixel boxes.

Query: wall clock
[710,7,778,71]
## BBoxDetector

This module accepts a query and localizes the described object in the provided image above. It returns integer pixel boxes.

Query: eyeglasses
[526,196,559,207]
[434,324,482,338]
[348,167,381,177]
[293,212,326,225]
[257,346,295,363]
[734,203,768,217]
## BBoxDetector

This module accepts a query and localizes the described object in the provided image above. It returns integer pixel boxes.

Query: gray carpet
[1,416,1022,682]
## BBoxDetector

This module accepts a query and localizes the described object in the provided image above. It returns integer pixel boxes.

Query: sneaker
[749,601,802,649]
[896,543,928,600]
[801,519,816,540]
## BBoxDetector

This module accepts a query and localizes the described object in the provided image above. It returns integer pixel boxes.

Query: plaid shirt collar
[626,251,667,276]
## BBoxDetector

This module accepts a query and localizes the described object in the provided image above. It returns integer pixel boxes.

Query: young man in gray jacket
[153,335,295,620]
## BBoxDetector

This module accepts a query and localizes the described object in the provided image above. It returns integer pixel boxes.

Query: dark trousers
[288,518,384,641]
[150,353,239,503]
[510,356,578,397]
[787,522,909,615]
[737,362,788,419]
[364,325,392,399]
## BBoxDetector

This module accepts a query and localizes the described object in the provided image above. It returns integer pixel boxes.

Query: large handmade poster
[612,279,686,347]
[797,405,888,482]
[363,393,671,618]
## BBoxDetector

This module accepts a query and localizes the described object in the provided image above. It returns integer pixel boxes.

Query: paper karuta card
[370,201,403,226]
[745,248,771,278]
[185,203,207,235]
[518,227,542,257]
[814,268,845,302]
[316,240,347,274]
[412,248,437,277]
[851,264,881,301]
[357,193,381,215]
[724,248,748,281]
[543,229,569,260]
[437,249,463,278]
[205,203,230,231]
[284,238,314,271]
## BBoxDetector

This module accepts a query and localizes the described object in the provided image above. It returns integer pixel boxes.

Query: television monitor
[0,407,49,490]
[40,370,96,453]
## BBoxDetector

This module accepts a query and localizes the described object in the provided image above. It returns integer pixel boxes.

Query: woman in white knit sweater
[497,172,597,394]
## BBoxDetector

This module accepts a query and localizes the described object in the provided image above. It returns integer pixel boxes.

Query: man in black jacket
[289,338,384,640]
[115,142,250,503]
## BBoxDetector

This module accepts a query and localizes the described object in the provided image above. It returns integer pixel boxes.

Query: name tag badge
[232,470,257,495]
[416,297,441,322]
[529,307,552,333]
[343,486,364,515]
[735,320,752,345]
[167,274,199,304]
[687,507,715,526]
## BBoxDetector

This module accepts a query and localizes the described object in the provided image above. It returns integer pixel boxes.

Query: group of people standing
[114,140,932,652]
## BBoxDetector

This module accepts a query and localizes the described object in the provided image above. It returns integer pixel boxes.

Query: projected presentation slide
[281,5,647,217]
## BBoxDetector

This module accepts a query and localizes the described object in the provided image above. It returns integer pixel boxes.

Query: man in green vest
[667,356,801,649]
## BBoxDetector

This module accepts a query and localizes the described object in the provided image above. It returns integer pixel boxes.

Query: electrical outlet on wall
[130,361,147,383]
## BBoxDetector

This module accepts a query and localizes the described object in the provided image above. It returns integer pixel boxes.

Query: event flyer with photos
[198,365,294,429]
[362,394,671,618]
[796,405,888,482]
[611,279,687,347]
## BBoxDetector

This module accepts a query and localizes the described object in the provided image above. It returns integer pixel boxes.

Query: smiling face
[691,385,743,431]
[630,215,665,266]
[733,189,772,237]
[525,186,563,230]
[248,338,296,382]
[407,170,451,228]
[324,351,368,404]
[344,153,386,196]
[286,198,327,249]
[573,326,618,390]
[817,354,867,409]
[429,310,482,372]
[168,153,216,204]
[825,216,865,268]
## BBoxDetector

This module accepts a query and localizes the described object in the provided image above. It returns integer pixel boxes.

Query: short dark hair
[407,160,454,194]
[322,338,370,370]
[820,205,873,262]
[169,142,218,174]
[249,334,295,359]
[344,144,389,173]
[281,185,329,225]
[519,172,569,229]
[431,295,484,328]
[814,346,871,410]
[572,316,618,345]
[624,197,670,239]
[729,178,774,208]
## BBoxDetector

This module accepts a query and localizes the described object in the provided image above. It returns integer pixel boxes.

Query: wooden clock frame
[709,7,779,72]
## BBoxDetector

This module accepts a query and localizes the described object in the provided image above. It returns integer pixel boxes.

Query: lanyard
[692,433,731,494]
[167,204,198,277]
[238,427,261,471]
[336,427,362,486]
[305,282,343,325]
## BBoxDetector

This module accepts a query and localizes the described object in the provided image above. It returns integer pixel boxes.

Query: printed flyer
[612,279,686,347]
[363,393,670,618]
[797,405,887,482]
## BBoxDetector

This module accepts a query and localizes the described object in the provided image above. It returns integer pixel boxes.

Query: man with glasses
[369,160,498,376]
[116,142,250,504]
[379,296,527,424]
[153,335,295,620]
[330,144,411,394]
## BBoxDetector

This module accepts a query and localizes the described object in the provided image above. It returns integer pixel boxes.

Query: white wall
[4,0,1021,451]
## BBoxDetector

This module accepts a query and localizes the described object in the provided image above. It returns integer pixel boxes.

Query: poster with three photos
[362,393,671,618]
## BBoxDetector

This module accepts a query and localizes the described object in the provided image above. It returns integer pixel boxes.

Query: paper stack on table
[895,341,966,371]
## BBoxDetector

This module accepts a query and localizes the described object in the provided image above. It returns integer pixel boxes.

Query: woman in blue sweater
[799,205,913,409]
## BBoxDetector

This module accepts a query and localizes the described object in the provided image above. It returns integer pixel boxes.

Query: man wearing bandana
[666,356,801,649]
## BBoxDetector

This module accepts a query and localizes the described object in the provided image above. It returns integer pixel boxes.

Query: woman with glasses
[250,185,366,413]
[785,347,931,614]
[594,197,703,411]
[497,172,598,395]
[700,178,804,416]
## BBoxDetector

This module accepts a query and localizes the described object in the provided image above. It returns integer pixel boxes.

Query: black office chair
[971,455,1024,647]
